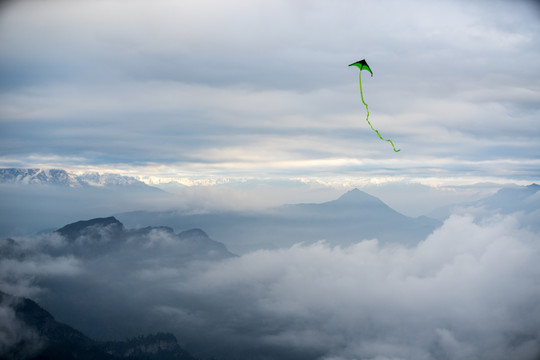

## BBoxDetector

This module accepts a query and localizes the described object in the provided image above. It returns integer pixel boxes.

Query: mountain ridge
[0,291,200,360]
[56,216,125,239]
[117,188,442,253]
[428,182,540,220]
[47,216,237,259]
[0,168,159,189]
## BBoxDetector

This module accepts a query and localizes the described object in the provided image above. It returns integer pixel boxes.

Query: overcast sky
[0,0,539,186]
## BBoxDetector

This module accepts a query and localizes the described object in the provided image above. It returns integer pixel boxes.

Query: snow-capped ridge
[77,172,145,187]
[0,168,79,187]
[0,168,148,188]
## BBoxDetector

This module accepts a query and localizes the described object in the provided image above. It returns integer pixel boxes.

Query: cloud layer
[0,0,539,183]
[2,206,540,360]
[168,214,540,359]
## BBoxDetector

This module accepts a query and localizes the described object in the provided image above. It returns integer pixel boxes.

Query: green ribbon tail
[358,73,400,153]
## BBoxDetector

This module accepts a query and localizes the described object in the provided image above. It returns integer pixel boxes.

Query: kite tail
[358,73,400,153]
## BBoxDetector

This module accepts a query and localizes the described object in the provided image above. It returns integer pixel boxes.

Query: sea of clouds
[1,206,540,360]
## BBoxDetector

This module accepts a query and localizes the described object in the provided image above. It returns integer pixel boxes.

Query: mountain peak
[335,188,383,205]
[56,216,122,232]
[55,216,124,242]
[179,228,210,239]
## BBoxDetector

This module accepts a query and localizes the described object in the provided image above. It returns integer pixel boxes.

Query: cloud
[0,247,82,298]
[1,192,539,359]
[160,214,540,359]
[0,0,539,182]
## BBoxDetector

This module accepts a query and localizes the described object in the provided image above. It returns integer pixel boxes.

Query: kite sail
[349,59,400,152]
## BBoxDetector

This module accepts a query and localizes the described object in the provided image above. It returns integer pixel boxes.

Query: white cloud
[0,254,82,297]
[1,197,539,359]
[169,213,540,359]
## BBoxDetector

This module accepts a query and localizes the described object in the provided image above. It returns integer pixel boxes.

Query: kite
[349,59,400,152]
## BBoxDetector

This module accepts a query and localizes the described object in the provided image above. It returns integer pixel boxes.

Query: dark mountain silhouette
[52,217,126,256]
[56,217,125,241]
[41,217,236,260]
[0,291,200,360]
[0,219,236,346]
[117,188,442,253]
[1,290,117,360]
[102,333,198,360]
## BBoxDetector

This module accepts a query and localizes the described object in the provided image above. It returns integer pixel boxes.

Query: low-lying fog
[1,183,539,359]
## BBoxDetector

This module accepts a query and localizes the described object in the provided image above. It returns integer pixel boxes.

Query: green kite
[349,59,400,152]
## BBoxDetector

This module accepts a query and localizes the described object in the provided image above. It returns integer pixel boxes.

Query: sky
[1,0,539,188]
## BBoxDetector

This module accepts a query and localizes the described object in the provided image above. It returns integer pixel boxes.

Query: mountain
[0,168,79,187]
[76,172,150,188]
[56,216,125,240]
[0,168,159,189]
[476,183,539,214]
[102,333,198,360]
[282,188,405,216]
[0,169,167,237]
[0,291,200,360]
[0,291,116,360]
[117,188,442,254]
[2,216,235,264]
[42,216,236,260]
[429,183,540,222]
[1,218,236,345]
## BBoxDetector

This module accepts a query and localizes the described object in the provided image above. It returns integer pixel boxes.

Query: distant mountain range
[0,291,200,360]
[429,183,540,222]
[475,183,539,214]
[0,168,166,237]
[117,184,540,254]
[2,168,538,254]
[0,168,155,189]
[118,188,442,253]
